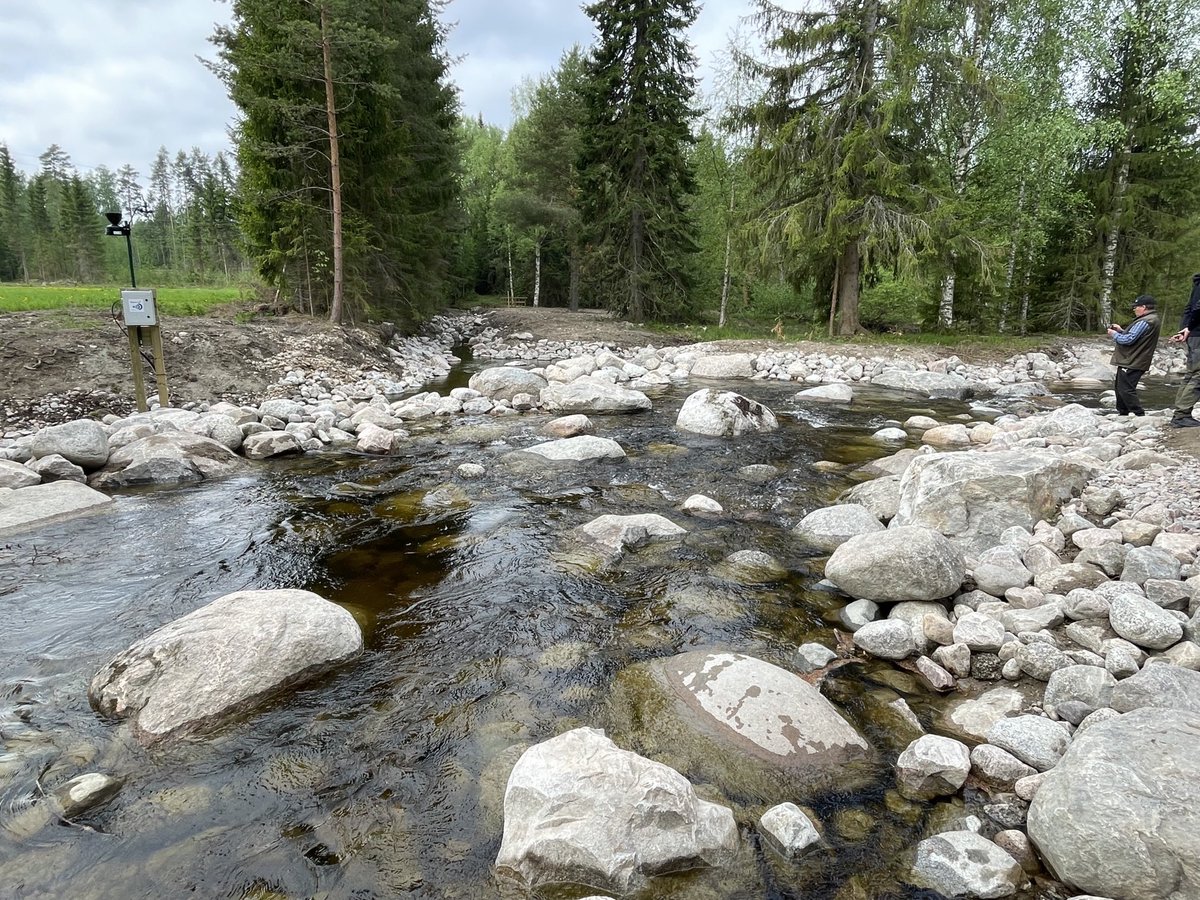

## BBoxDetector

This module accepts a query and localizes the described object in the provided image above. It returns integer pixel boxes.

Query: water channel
[0,353,1137,898]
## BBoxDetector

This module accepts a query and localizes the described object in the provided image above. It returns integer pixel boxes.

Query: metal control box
[121,289,158,326]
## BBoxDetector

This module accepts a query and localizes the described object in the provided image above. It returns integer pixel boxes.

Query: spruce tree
[578,0,701,322]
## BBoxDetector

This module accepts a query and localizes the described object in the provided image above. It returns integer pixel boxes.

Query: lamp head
[104,211,123,227]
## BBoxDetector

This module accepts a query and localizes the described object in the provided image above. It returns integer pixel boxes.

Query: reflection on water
[0,374,1026,897]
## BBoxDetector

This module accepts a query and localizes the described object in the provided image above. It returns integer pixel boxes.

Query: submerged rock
[609,651,873,801]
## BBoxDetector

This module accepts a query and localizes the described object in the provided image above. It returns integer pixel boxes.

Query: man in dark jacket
[1168,273,1200,426]
[1106,294,1161,416]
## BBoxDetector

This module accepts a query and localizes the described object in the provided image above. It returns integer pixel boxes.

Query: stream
[0,354,1140,898]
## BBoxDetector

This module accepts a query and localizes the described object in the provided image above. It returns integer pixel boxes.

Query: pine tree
[741,0,939,334]
[578,0,701,322]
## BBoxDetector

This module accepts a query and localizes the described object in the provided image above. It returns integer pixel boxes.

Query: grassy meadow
[0,284,244,316]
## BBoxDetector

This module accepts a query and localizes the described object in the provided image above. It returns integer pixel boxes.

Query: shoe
[1170,415,1200,427]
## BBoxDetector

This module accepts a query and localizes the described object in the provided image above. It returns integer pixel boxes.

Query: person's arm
[1112,319,1151,345]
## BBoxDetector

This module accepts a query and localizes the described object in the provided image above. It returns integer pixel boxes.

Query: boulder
[88,589,362,742]
[542,414,592,438]
[540,380,652,414]
[1043,666,1117,722]
[759,803,821,858]
[1110,665,1200,714]
[0,481,113,536]
[30,419,110,470]
[520,435,626,462]
[940,686,1027,742]
[837,475,902,522]
[0,459,40,489]
[1109,593,1184,651]
[573,514,686,555]
[795,383,853,403]
[892,451,1092,555]
[242,431,304,460]
[689,353,756,378]
[853,619,918,659]
[826,526,965,602]
[973,546,1034,596]
[469,366,548,401]
[609,651,873,801]
[494,727,737,895]
[88,432,241,490]
[895,735,971,800]
[871,369,970,399]
[675,389,778,437]
[1028,709,1200,900]
[910,831,1025,898]
[986,715,1071,772]
[792,504,884,552]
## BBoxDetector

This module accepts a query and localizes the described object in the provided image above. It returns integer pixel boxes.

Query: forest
[0,0,1197,336]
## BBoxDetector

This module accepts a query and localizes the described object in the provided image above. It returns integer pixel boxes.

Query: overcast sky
[0,0,750,181]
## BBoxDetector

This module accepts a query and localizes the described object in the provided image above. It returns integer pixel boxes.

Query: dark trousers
[1173,334,1200,418]
[1115,367,1145,415]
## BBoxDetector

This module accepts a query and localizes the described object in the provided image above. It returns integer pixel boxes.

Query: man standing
[1106,294,1161,416]
[1168,273,1200,427]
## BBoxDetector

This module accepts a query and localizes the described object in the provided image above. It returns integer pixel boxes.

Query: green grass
[0,284,244,315]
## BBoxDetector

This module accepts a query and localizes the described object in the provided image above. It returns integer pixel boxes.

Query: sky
[0,0,750,181]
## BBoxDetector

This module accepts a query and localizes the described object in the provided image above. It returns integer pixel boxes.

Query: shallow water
[0,370,1066,898]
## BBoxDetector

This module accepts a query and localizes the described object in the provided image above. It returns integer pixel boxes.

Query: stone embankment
[3,310,1198,898]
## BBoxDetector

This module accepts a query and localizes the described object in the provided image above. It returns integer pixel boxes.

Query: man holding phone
[1106,294,1161,417]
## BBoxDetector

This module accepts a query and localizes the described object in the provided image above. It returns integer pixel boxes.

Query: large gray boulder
[825,526,965,602]
[892,451,1092,555]
[871,369,970,399]
[675,389,778,437]
[519,435,626,462]
[689,352,756,378]
[90,432,242,489]
[838,475,902,521]
[30,419,110,470]
[0,459,40,489]
[1109,593,1184,650]
[609,651,873,801]
[88,589,362,743]
[895,735,971,800]
[494,727,737,895]
[468,366,548,401]
[1110,665,1200,714]
[1028,708,1200,900]
[539,380,652,414]
[0,481,113,536]
[792,504,884,552]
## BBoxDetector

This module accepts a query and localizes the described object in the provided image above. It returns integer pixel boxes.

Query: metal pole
[124,228,136,288]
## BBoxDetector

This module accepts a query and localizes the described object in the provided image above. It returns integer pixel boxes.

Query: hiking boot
[1170,415,1200,427]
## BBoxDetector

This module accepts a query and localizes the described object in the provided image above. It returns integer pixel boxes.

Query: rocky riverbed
[2,309,1199,899]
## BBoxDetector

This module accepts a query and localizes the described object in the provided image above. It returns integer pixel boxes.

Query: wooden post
[127,326,148,412]
[148,324,169,408]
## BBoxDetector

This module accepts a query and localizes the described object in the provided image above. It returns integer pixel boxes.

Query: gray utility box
[121,289,157,326]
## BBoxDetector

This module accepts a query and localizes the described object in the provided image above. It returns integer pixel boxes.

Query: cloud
[0,0,760,180]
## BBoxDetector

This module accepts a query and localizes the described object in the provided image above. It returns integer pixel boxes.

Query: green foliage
[578,0,702,322]
[211,0,461,328]
[859,273,930,331]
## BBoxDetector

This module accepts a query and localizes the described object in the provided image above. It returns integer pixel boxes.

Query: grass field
[0,284,244,315]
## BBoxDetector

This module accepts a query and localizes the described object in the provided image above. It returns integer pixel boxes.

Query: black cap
[1193,273,1200,283]
[1134,294,1156,310]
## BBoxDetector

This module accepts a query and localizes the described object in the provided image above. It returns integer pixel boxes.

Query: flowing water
[0,359,1124,899]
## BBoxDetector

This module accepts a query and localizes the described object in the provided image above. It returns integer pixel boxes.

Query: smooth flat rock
[0,481,113,536]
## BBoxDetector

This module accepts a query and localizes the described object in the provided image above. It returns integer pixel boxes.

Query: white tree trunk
[533,239,541,308]
[320,4,345,325]
[1099,143,1131,325]
[939,268,956,328]
[719,231,732,328]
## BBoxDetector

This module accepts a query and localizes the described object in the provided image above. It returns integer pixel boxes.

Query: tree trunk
[835,240,861,335]
[320,3,346,325]
[719,180,735,328]
[939,268,956,329]
[507,236,515,304]
[568,247,580,312]
[532,238,541,308]
[629,205,645,322]
[1000,179,1027,333]
[1098,139,1132,326]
